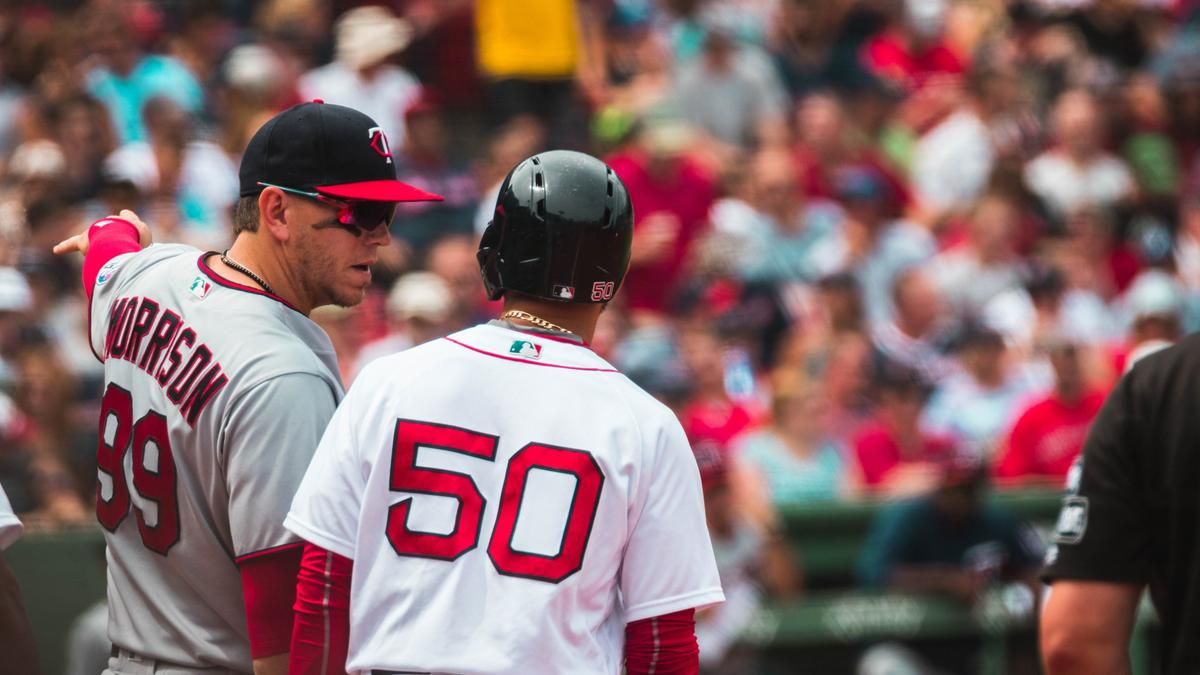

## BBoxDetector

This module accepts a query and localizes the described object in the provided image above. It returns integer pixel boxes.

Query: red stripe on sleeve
[290,541,352,675]
[625,608,699,675]
[82,218,142,300]
[238,543,303,659]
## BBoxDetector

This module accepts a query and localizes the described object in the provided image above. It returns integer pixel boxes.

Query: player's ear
[257,187,291,243]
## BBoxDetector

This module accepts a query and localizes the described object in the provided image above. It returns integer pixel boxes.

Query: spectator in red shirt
[855,364,956,496]
[678,325,761,448]
[995,335,1105,485]
[792,92,910,212]
[861,0,965,94]
[607,115,717,318]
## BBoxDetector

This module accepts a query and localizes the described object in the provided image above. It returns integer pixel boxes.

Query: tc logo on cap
[368,127,393,164]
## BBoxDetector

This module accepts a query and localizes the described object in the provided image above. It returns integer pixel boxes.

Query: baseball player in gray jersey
[53,101,443,675]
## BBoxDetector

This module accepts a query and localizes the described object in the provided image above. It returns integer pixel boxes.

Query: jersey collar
[487,319,588,346]
[196,253,303,314]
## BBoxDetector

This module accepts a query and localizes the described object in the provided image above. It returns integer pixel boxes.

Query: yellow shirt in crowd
[476,0,580,79]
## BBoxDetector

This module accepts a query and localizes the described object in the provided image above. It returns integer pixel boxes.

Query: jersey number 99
[96,383,180,555]
[387,419,604,584]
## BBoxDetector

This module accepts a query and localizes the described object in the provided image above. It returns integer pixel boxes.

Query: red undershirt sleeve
[237,543,304,659]
[624,608,699,675]
[82,217,141,300]
[290,541,352,675]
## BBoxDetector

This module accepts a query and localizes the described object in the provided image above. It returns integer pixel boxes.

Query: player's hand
[52,209,152,256]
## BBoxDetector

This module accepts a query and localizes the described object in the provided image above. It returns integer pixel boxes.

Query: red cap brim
[317,180,444,202]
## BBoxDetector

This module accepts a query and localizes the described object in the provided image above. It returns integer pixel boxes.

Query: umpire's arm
[1042,581,1140,675]
[1040,374,1149,675]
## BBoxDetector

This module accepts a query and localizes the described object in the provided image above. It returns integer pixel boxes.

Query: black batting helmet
[477,150,634,303]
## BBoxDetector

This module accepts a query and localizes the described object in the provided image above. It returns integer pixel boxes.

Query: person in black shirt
[1041,333,1200,674]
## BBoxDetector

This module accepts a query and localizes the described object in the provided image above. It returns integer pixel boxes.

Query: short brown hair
[232,196,259,234]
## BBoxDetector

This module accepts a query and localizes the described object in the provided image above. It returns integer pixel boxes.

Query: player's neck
[218,237,314,314]
[502,297,601,343]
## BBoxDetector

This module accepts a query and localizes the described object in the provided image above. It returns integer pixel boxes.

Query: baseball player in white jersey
[286,150,724,675]
[0,483,39,673]
[52,102,443,675]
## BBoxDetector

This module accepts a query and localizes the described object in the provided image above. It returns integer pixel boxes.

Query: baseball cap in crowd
[8,140,65,183]
[638,107,697,157]
[223,44,285,97]
[0,268,32,313]
[239,101,444,204]
[1125,269,1184,320]
[387,272,453,323]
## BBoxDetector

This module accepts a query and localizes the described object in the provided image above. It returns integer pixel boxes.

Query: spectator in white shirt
[1024,89,1136,221]
[297,5,420,147]
[930,191,1025,316]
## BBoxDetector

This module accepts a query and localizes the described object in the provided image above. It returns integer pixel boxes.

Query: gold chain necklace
[501,310,573,335]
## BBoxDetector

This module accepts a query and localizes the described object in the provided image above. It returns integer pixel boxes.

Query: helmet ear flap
[478,218,505,301]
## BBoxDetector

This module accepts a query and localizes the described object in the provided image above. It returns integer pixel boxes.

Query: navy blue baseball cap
[238,100,443,203]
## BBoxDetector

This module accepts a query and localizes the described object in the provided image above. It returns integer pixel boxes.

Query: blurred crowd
[1,0,1197,670]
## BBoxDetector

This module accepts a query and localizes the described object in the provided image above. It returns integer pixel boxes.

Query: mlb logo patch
[189,276,212,299]
[96,260,121,286]
[509,340,542,359]
[552,285,575,300]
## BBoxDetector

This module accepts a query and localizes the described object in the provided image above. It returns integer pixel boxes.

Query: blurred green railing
[7,526,106,675]
[4,488,1158,675]
[777,488,1065,589]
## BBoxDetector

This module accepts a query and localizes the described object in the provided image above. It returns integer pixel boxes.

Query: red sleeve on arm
[237,543,303,659]
[290,541,352,675]
[624,608,699,675]
[82,217,142,300]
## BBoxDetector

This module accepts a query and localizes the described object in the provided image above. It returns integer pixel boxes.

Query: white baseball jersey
[0,484,22,550]
[287,322,724,675]
[89,244,343,672]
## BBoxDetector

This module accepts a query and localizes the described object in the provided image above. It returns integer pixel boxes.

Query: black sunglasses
[258,182,395,236]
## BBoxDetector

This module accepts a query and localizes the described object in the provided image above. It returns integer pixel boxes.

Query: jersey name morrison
[103,295,229,426]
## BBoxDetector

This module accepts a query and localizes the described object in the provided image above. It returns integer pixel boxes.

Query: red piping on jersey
[87,288,102,363]
[196,254,303,314]
[236,541,304,564]
[443,337,619,372]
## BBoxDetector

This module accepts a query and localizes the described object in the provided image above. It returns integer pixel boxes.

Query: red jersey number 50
[386,419,604,584]
[96,383,180,555]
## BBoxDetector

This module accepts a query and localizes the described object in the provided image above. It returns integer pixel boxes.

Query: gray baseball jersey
[88,244,343,672]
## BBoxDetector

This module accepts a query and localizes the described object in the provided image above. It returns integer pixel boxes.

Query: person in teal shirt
[734,375,853,525]
[856,456,1043,596]
[85,11,204,144]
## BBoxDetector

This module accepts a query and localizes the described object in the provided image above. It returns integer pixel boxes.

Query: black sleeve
[1042,375,1151,584]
